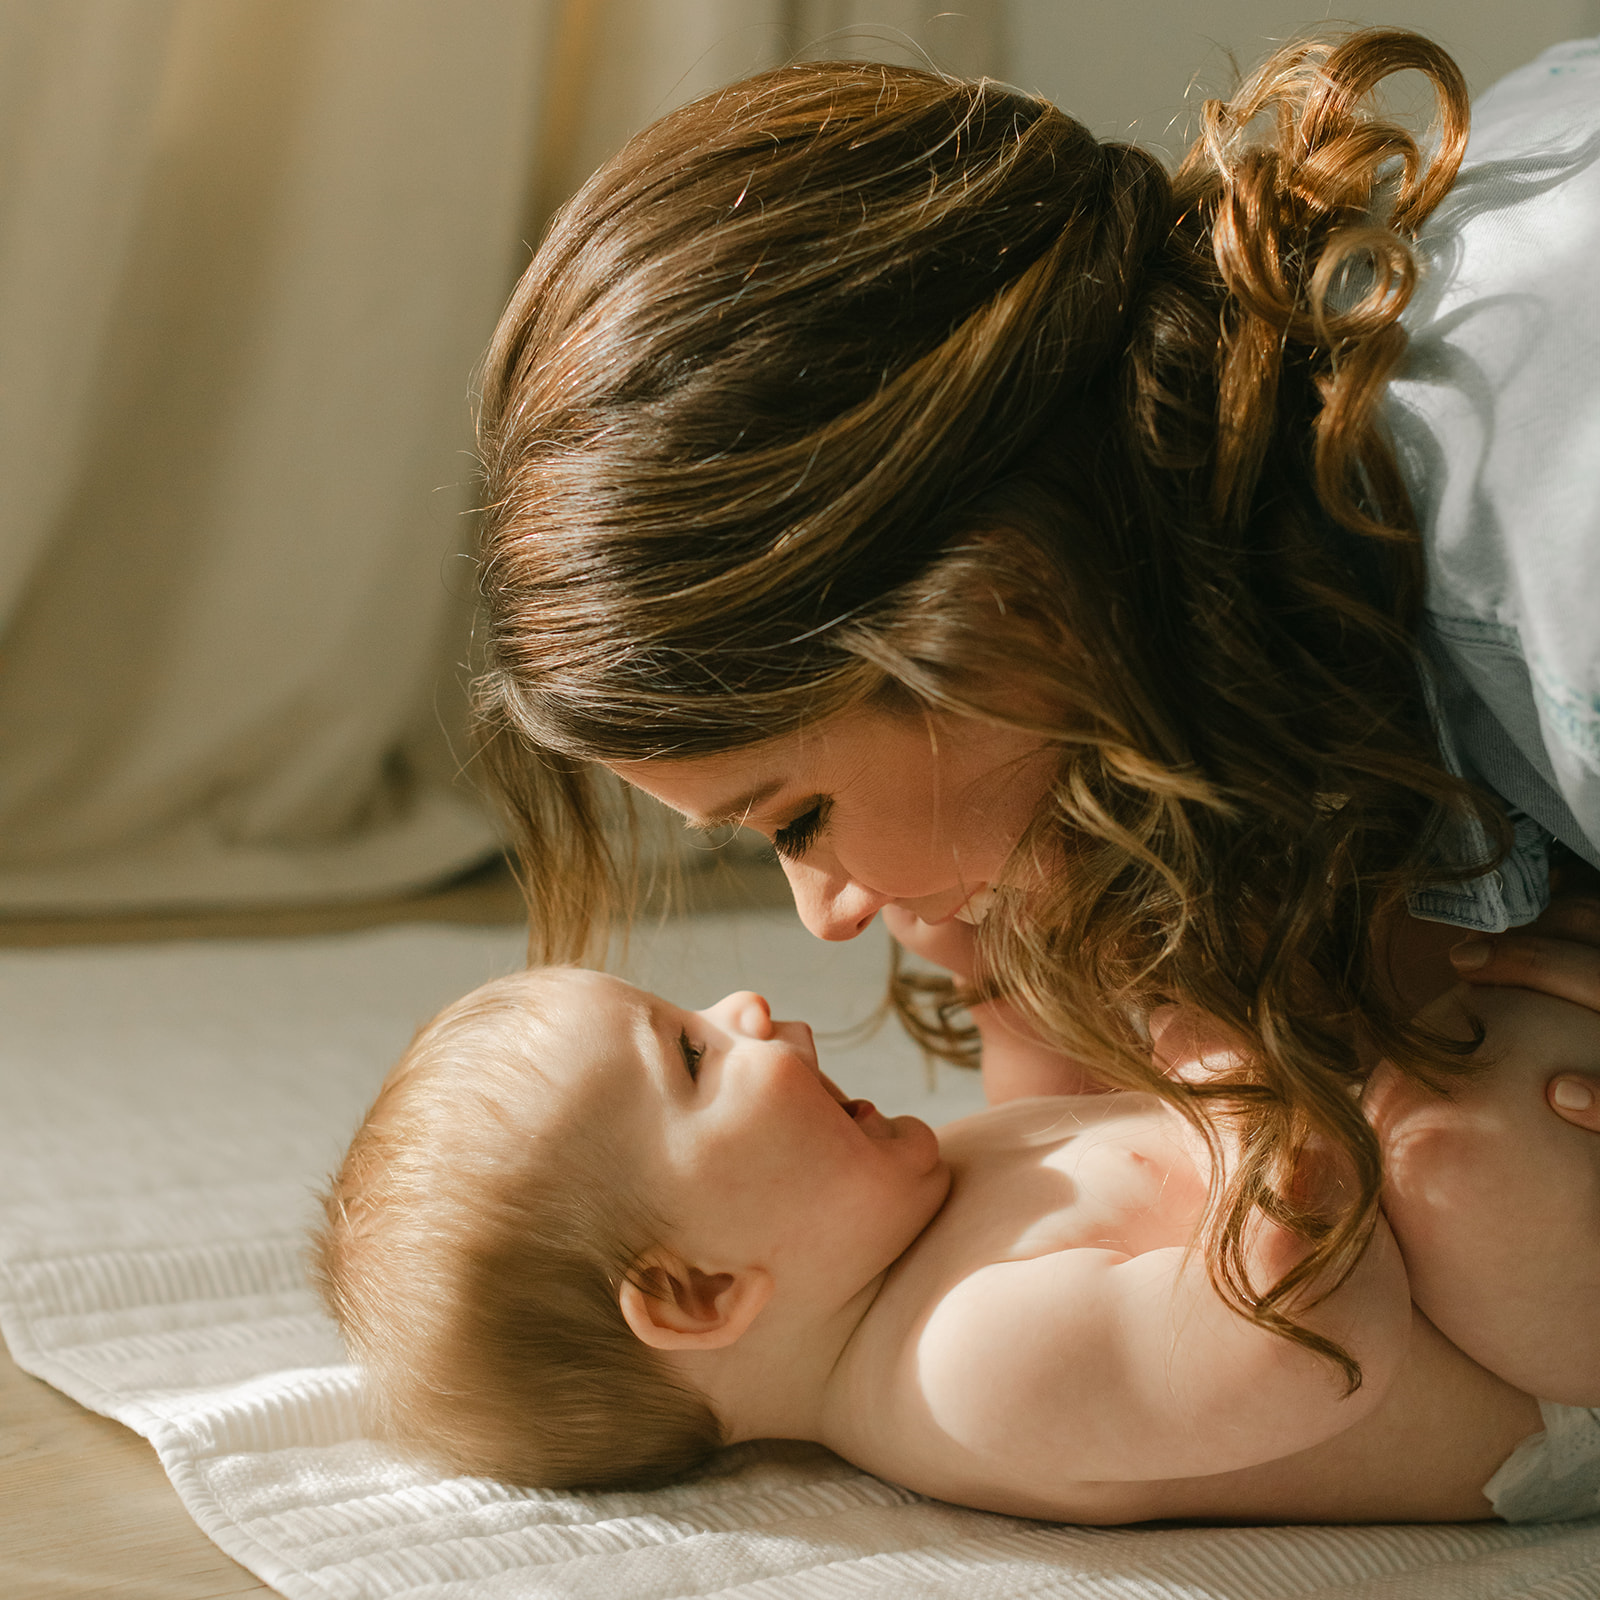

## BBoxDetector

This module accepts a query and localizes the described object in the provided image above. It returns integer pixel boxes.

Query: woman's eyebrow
[682,777,786,833]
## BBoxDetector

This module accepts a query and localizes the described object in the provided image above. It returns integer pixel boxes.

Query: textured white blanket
[2,918,1598,1599]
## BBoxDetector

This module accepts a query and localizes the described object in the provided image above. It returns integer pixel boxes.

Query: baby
[313,968,1600,1524]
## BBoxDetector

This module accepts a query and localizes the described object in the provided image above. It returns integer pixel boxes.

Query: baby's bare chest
[927,1096,1211,1268]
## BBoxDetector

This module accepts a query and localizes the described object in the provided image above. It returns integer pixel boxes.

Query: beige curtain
[531,1,1001,223]
[1,1,1575,915]
[0,1,998,912]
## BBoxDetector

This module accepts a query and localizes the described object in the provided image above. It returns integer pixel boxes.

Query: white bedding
[2,916,1598,1599]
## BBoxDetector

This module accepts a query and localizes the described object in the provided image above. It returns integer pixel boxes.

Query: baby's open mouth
[820,1072,877,1128]
[842,1097,880,1127]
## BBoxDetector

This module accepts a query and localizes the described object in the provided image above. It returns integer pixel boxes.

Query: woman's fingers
[1453,906,1600,1131]
[1526,894,1600,945]
[1450,931,1600,1011]
[1548,1074,1600,1132]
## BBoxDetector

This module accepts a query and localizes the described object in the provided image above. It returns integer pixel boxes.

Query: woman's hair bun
[1172,29,1469,530]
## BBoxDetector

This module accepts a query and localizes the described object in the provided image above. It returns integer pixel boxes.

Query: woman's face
[607,707,1058,941]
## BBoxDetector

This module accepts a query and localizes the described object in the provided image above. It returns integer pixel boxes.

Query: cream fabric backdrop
[0,1,543,910]
[0,0,999,913]
[2,0,1578,913]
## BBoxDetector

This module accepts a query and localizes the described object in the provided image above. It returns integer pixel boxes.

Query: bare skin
[1452,893,1600,1135]
[884,892,1600,1117]
[830,961,1600,1522]
[591,716,1600,1519]
[808,1092,1540,1524]
[1368,983,1600,1406]
[882,904,1111,1097]
[607,705,1600,1108]
[563,970,1600,1525]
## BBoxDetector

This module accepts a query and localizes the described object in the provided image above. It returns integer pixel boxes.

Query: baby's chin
[894,1115,952,1192]
[891,1110,940,1148]
[864,1105,935,1144]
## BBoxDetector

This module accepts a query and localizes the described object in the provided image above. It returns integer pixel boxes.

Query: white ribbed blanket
[2,918,1598,1599]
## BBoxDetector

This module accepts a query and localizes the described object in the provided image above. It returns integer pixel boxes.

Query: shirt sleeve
[1385,35,1600,916]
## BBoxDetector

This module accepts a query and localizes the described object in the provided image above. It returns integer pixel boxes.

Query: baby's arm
[916,1147,1412,1481]
[882,907,1110,1099]
[1366,983,1600,1405]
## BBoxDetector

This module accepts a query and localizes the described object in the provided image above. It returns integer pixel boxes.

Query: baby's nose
[723,991,772,1038]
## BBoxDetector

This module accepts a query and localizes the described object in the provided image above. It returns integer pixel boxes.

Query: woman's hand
[1450,894,1600,1132]
[1549,1073,1600,1132]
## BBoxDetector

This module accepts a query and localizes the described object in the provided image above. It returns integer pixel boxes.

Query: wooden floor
[0,1353,273,1599]
[0,852,790,1598]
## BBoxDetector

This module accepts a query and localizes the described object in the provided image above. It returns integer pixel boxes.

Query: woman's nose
[781,859,886,941]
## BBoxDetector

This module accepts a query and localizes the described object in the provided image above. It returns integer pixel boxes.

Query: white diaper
[1484,1402,1600,1523]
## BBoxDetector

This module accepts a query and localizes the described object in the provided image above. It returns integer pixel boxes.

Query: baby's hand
[1450,896,1600,1134]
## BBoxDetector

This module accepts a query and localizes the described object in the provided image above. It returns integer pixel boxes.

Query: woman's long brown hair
[473,31,1500,1378]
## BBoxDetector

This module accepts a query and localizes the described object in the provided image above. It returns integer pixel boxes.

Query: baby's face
[538,970,951,1300]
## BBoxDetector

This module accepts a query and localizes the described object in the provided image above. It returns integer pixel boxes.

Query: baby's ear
[618,1255,772,1351]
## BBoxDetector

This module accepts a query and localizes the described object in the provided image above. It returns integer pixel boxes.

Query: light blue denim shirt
[1385,37,1600,930]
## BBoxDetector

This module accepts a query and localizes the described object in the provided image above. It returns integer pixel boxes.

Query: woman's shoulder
[1398,34,1600,369]
[1384,38,1600,873]
[1466,36,1600,165]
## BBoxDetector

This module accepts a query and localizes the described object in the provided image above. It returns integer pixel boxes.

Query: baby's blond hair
[309,969,723,1488]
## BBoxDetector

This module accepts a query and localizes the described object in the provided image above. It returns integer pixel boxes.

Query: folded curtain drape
[0,0,996,912]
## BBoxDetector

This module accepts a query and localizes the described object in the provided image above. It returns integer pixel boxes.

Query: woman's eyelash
[773,800,828,861]
[678,1029,705,1080]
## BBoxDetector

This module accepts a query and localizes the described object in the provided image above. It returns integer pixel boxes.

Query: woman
[470,30,1600,1360]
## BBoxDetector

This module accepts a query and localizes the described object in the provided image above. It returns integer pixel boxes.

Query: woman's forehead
[605,704,1040,829]
[604,711,905,822]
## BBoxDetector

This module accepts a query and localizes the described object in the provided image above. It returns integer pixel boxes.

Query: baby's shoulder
[935,1089,1164,1158]
[889,1091,1205,1304]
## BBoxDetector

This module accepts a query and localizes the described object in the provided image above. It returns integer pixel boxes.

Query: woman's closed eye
[678,1029,705,1081]
[773,798,830,861]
